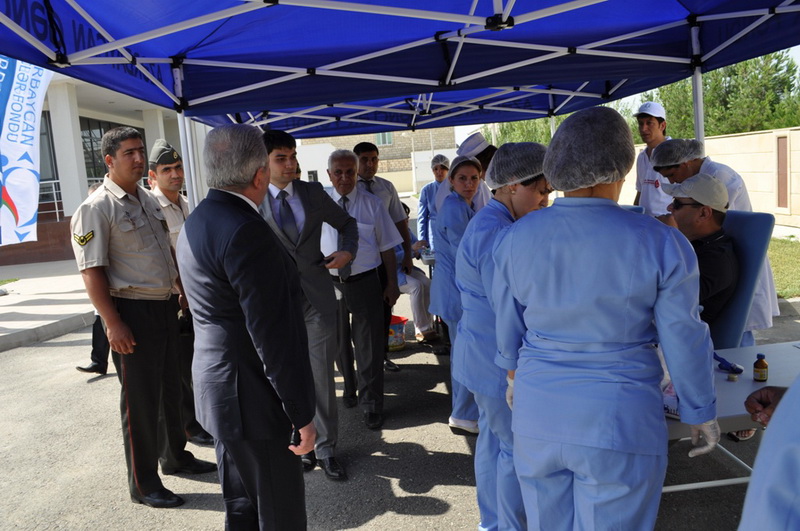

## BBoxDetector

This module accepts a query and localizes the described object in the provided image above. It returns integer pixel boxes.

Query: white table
[663,341,800,493]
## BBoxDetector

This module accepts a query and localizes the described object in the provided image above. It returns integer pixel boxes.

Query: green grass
[768,237,800,299]
[0,278,18,286]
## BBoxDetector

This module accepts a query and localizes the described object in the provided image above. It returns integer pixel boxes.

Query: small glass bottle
[753,353,768,382]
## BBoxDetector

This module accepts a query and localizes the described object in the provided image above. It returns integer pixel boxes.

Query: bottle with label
[753,353,768,382]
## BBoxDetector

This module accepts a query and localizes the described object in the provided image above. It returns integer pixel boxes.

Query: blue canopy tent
[1,0,799,204]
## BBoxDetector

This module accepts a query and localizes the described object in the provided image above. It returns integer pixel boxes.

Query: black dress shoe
[187,431,214,446]
[301,451,317,472]
[364,412,384,430]
[319,457,347,481]
[131,487,185,508]
[162,458,217,475]
[384,359,400,372]
[76,362,107,375]
[342,395,357,408]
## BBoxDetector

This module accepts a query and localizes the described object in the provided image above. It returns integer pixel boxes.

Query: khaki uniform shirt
[149,187,189,249]
[70,176,176,300]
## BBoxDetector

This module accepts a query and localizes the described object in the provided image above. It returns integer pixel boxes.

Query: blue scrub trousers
[514,435,667,531]
[444,318,478,422]
[472,391,525,531]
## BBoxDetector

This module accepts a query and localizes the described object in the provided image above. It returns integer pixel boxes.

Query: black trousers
[111,297,194,497]
[215,437,306,530]
[173,297,205,437]
[90,314,110,370]
[333,270,385,413]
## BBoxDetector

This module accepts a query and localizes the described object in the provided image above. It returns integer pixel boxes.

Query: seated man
[662,174,752,442]
[661,173,739,326]
[396,202,438,343]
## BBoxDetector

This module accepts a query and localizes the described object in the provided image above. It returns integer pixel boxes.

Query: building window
[39,111,58,182]
[375,132,393,146]
[777,136,788,209]
[79,117,146,184]
[307,170,318,182]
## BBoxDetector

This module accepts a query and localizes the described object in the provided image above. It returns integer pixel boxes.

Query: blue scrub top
[417,179,443,249]
[739,373,800,530]
[429,191,474,322]
[453,198,514,399]
[492,197,717,456]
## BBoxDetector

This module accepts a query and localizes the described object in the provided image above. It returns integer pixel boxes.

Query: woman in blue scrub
[492,107,721,530]
[429,155,481,435]
[417,154,449,251]
[453,142,551,531]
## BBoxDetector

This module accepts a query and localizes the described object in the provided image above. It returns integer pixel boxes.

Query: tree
[641,51,800,138]
[482,98,635,146]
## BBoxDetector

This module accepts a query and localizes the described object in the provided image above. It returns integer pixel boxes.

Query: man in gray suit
[259,130,358,481]
[177,124,316,528]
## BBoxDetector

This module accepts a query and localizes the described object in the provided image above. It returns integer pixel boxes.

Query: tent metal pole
[316,69,438,86]
[690,25,705,143]
[554,81,590,113]
[185,59,306,74]
[177,113,198,210]
[323,37,434,70]
[701,3,787,63]
[516,86,602,98]
[0,13,56,60]
[606,79,628,95]
[271,0,484,25]
[429,88,517,114]
[584,20,685,49]
[454,51,568,84]
[512,0,607,24]
[484,106,547,116]
[550,116,556,137]
[68,3,268,63]
[698,4,800,22]
[189,73,305,106]
[502,0,518,21]
[443,0,480,86]
[262,105,331,125]
[64,0,180,105]
[417,107,483,126]
[287,119,336,134]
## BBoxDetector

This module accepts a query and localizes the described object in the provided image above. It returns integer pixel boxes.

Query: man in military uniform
[70,127,215,509]
[147,139,214,447]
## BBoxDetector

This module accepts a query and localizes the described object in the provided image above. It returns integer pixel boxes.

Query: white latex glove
[505,375,514,410]
[689,419,721,457]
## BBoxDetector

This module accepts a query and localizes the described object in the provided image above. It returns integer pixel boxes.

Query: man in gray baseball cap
[661,173,738,326]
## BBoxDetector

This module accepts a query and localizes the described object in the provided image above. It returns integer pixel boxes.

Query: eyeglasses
[671,198,704,210]
[653,164,680,173]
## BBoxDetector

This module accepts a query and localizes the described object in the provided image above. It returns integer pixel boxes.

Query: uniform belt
[330,268,377,283]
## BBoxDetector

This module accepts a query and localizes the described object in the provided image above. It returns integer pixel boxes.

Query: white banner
[0,55,53,246]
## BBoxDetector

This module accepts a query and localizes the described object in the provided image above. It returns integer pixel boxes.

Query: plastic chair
[709,211,775,350]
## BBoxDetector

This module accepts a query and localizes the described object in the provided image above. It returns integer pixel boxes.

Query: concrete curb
[0,311,95,354]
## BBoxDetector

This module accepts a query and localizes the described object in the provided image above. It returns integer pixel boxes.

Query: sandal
[727,429,757,442]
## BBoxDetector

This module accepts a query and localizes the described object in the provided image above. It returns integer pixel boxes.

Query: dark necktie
[277,190,299,243]
[337,195,351,280]
[361,179,374,194]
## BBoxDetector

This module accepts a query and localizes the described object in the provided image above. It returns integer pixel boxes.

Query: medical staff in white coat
[429,155,481,435]
[454,142,551,531]
[492,107,720,530]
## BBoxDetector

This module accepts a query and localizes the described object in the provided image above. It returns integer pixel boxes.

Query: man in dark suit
[259,130,357,481]
[177,124,316,529]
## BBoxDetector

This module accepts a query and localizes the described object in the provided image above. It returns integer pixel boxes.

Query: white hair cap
[662,173,729,212]
[457,132,491,158]
[484,142,547,190]
[430,154,450,169]
[651,139,705,168]
[543,107,635,192]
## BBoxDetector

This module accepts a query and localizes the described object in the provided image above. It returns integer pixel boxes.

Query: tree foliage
[483,51,799,146]
[641,51,800,138]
